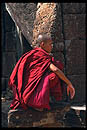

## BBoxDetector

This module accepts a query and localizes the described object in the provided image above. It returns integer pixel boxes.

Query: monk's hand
[67,84,75,99]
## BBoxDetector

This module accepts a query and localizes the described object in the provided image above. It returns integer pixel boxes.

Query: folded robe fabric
[8,47,64,110]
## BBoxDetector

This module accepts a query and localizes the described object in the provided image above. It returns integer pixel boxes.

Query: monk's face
[41,39,53,53]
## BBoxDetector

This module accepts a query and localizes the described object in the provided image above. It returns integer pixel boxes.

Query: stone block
[62,3,86,14]
[51,3,63,42]
[65,39,86,75]
[32,3,57,45]
[53,51,65,66]
[2,52,16,77]
[67,74,86,104]
[8,103,70,127]
[32,3,63,47]
[5,3,37,44]
[53,41,64,52]
[63,14,86,40]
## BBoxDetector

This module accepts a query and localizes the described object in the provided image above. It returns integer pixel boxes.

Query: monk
[8,34,75,111]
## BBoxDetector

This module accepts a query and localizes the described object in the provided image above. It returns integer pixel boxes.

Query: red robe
[8,47,64,110]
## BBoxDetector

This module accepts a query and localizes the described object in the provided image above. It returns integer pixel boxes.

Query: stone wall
[1,3,86,104]
[62,3,86,104]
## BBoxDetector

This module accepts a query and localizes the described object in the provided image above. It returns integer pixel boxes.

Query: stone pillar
[32,3,57,45]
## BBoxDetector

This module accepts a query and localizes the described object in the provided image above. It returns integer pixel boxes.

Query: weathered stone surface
[8,103,70,127]
[63,14,86,40]
[50,3,63,44]
[53,41,64,52]
[32,3,63,47]
[65,39,86,75]
[52,51,64,65]
[32,3,56,46]
[5,3,37,44]
[62,3,86,14]
[67,74,86,104]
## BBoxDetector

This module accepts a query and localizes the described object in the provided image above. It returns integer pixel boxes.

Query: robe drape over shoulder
[8,48,64,110]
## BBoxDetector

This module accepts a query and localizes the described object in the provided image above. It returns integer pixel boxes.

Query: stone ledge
[8,102,70,128]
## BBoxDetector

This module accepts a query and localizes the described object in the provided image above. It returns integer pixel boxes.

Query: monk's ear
[40,42,44,47]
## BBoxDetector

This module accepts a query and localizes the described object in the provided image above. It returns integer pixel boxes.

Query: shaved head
[36,34,52,45]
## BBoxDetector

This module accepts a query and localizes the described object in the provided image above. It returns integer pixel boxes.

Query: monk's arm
[49,63,71,85]
[49,63,75,99]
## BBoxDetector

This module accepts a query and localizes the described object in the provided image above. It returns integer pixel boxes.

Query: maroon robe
[8,47,64,110]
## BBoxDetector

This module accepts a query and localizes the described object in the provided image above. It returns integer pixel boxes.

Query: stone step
[8,103,70,128]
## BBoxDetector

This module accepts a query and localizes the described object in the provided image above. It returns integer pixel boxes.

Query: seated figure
[8,34,75,111]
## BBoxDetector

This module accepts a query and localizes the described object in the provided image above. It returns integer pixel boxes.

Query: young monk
[8,34,75,111]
